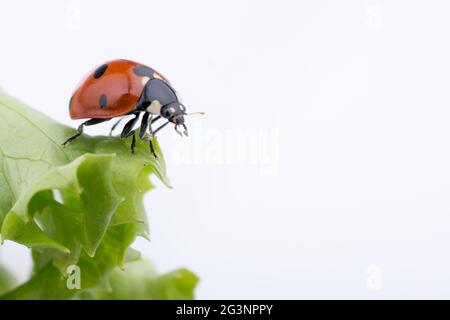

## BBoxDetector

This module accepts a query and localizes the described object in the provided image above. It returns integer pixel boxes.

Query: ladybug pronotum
[63,59,200,157]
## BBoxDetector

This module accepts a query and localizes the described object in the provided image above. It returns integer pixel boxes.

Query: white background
[1,0,450,299]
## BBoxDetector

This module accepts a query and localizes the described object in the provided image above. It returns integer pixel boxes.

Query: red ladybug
[63,59,199,157]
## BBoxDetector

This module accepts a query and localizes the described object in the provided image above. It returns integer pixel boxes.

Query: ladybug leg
[149,140,157,158]
[120,114,139,139]
[120,113,140,154]
[147,116,158,158]
[122,129,137,154]
[138,112,158,158]
[148,115,154,137]
[150,115,161,124]
[149,120,170,157]
[148,115,161,136]
[153,121,170,136]
[139,112,150,141]
[138,113,160,140]
[109,118,124,136]
[131,134,137,154]
[63,118,110,146]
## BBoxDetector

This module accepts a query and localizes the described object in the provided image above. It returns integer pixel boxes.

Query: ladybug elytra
[63,59,201,157]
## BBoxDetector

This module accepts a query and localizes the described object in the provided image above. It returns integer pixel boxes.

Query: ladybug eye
[163,109,172,118]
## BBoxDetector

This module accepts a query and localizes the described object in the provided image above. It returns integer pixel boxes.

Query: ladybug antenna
[184,111,205,116]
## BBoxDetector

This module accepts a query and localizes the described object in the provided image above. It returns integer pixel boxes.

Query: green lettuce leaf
[76,260,199,300]
[0,91,196,299]
[0,263,16,295]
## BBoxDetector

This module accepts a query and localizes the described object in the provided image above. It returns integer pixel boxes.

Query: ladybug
[63,59,201,157]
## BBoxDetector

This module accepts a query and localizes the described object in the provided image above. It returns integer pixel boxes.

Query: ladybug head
[145,79,204,137]
[161,102,185,123]
[160,102,188,136]
[160,102,204,137]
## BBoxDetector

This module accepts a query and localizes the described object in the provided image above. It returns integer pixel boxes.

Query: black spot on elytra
[99,94,107,108]
[93,64,108,79]
[133,66,154,78]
